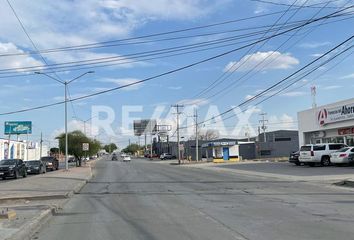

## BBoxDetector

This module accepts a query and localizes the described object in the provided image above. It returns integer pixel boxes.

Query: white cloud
[310,53,323,57]
[245,94,254,100]
[224,51,299,72]
[51,119,99,138]
[323,85,342,90]
[341,73,354,79]
[281,91,306,97]
[298,41,331,49]
[168,86,182,90]
[97,78,143,91]
[177,98,209,106]
[0,1,224,50]
[0,42,43,72]
[268,114,297,131]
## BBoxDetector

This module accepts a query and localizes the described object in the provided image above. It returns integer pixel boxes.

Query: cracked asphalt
[33,157,354,240]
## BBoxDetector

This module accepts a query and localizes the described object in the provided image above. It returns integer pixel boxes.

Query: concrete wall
[256,130,299,158]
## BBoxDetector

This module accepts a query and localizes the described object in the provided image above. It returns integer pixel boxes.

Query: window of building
[274,137,291,142]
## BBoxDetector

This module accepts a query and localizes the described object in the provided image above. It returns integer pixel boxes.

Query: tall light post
[35,71,94,170]
[73,115,98,136]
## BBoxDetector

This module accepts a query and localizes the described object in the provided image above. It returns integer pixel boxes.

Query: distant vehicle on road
[330,147,354,165]
[145,153,159,158]
[40,156,59,171]
[112,153,118,161]
[160,153,175,160]
[25,160,46,174]
[123,155,131,162]
[0,159,27,180]
[289,151,300,165]
[299,143,347,166]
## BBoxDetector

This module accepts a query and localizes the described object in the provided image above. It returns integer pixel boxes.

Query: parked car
[160,153,175,160]
[123,155,131,162]
[330,147,354,165]
[0,159,27,179]
[40,156,59,171]
[289,151,300,165]
[145,153,159,158]
[25,160,46,174]
[112,153,118,161]
[68,157,76,163]
[299,143,347,166]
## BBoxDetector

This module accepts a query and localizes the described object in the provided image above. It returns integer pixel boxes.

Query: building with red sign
[298,98,354,146]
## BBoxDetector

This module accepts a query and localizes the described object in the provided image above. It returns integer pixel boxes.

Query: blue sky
[0,0,353,148]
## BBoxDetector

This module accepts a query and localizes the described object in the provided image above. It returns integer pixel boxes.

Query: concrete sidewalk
[0,159,99,240]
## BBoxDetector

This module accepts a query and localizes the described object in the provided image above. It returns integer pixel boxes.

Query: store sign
[202,141,236,147]
[317,103,354,126]
[338,127,354,135]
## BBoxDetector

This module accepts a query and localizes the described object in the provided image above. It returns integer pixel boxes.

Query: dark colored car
[289,151,301,165]
[40,156,59,171]
[160,153,176,160]
[68,157,76,163]
[112,153,118,161]
[25,160,46,174]
[0,159,27,180]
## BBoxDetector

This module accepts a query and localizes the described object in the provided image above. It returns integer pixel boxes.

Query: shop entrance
[223,147,229,160]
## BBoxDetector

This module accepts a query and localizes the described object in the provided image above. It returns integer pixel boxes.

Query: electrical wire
[0,7,352,116]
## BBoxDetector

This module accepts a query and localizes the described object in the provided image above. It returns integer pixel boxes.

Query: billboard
[133,119,157,136]
[4,121,32,135]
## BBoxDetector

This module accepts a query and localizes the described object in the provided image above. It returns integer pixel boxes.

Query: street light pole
[64,82,68,171]
[35,71,94,171]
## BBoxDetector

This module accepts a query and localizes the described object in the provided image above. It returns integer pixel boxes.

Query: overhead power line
[0,3,333,57]
[194,0,334,103]
[0,11,352,77]
[0,6,352,116]
[193,34,354,127]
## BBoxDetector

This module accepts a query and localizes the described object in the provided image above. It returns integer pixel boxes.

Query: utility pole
[194,108,199,162]
[171,104,184,164]
[40,132,43,159]
[311,85,317,108]
[259,112,268,142]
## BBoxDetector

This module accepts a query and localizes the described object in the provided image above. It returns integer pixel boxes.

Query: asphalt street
[218,162,354,176]
[34,157,354,240]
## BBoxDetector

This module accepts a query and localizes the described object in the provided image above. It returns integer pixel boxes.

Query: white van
[299,143,347,166]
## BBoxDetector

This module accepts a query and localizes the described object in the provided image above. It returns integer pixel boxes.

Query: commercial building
[154,130,298,161]
[298,98,354,146]
[0,138,48,160]
[202,139,255,162]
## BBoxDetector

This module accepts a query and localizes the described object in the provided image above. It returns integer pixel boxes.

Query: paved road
[34,158,354,240]
[218,162,354,176]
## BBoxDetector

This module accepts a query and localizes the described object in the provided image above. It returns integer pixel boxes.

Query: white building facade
[298,98,354,147]
[0,138,48,160]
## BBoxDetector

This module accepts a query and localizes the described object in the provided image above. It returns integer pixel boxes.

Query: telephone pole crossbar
[171,104,184,164]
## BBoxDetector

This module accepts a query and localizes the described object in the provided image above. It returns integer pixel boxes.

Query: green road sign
[4,121,32,135]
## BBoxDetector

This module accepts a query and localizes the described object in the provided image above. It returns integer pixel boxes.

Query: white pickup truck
[299,143,347,166]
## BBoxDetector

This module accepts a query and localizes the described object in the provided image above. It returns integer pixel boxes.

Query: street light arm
[67,71,94,84]
[34,71,64,84]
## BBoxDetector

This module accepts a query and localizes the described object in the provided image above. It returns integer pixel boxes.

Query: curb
[0,194,69,204]
[6,207,56,240]
[4,158,98,240]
